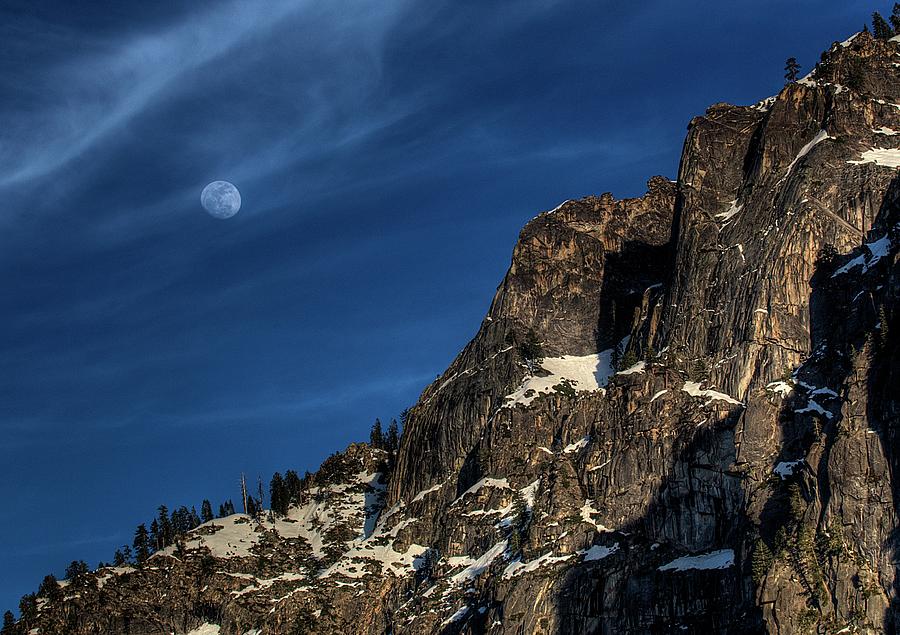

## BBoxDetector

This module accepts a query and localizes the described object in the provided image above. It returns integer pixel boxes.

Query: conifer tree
[619,348,639,371]
[519,329,544,372]
[751,540,774,584]
[611,341,622,369]
[2,611,14,634]
[387,419,400,453]
[200,499,214,524]
[369,418,384,448]
[784,57,801,83]
[133,523,151,564]
[149,519,161,551]
[17,594,36,622]
[223,499,235,516]
[284,470,302,505]
[270,472,289,516]
[38,574,61,600]
[157,505,172,547]
[64,560,89,581]
[873,11,893,39]
[190,506,201,529]
[113,549,126,566]
[892,3,900,34]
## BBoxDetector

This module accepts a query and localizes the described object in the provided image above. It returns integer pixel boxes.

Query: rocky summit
[10,30,900,635]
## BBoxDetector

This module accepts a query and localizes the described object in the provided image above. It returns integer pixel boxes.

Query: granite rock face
[13,31,900,635]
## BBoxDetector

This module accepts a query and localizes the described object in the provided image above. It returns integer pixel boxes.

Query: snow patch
[563,436,590,454]
[442,605,470,628]
[784,130,832,177]
[454,478,511,503]
[795,400,833,419]
[874,127,900,136]
[616,361,646,375]
[546,200,572,215]
[832,234,893,277]
[766,381,793,398]
[580,500,612,533]
[848,147,900,168]
[716,200,743,222]
[187,625,221,635]
[410,484,442,503]
[580,543,619,562]
[450,540,508,584]
[681,382,743,406]
[774,461,803,479]
[504,352,615,407]
[503,551,574,578]
[658,549,735,572]
[650,389,668,403]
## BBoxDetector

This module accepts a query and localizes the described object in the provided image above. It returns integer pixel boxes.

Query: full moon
[201,181,241,219]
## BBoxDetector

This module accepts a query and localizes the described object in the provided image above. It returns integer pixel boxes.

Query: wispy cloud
[0,0,411,195]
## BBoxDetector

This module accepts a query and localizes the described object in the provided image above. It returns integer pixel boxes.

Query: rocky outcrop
[10,31,900,635]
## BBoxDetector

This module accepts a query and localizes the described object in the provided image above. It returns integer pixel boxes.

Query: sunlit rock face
[19,31,900,635]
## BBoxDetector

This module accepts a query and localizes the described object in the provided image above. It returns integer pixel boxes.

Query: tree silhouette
[873,11,893,39]
[133,524,151,564]
[200,499,214,524]
[2,611,15,634]
[369,418,384,448]
[784,57,801,83]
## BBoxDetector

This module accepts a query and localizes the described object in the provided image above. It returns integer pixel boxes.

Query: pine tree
[892,3,900,34]
[223,499,235,516]
[2,611,14,634]
[369,418,384,449]
[190,506,201,529]
[17,594,36,622]
[133,523,151,564]
[157,505,172,547]
[619,348,639,371]
[611,341,622,369]
[64,560,89,581]
[784,57,801,83]
[113,549,126,566]
[284,470,303,505]
[38,574,61,600]
[387,419,400,453]
[270,472,289,516]
[149,519,161,551]
[519,329,544,371]
[201,499,214,524]
[873,11,893,39]
[508,492,531,556]
[751,540,774,584]
[415,547,439,585]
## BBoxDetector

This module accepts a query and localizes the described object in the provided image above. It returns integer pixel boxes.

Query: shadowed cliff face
[15,31,900,635]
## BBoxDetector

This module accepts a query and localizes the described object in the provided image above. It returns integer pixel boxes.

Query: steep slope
[10,30,900,635]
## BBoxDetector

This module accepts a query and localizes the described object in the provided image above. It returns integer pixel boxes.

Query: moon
[201,181,241,219]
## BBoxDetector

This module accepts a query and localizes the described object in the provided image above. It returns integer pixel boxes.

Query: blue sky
[0,0,882,612]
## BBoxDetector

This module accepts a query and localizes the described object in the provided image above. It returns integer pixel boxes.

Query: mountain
[8,29,900,635]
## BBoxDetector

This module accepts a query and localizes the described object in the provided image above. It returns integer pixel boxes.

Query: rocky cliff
[9,30,900,635]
